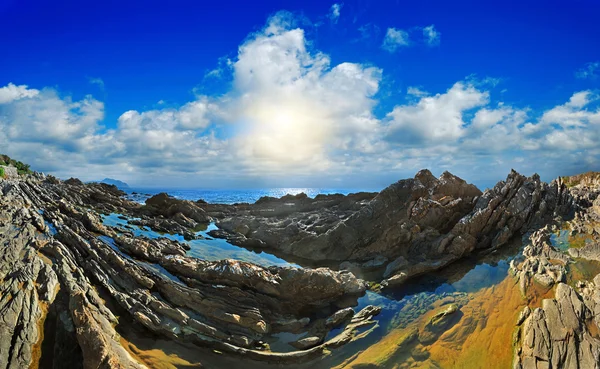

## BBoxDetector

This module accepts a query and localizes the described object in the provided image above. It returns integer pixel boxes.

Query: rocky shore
[2,164,600,368]
[0,174,378,368]
[510,174,600,369]
[208,169,574,287]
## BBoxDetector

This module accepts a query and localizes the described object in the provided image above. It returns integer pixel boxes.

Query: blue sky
[1,0,599,189]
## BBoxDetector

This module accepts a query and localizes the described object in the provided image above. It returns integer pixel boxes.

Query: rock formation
[2,163,599,368]
[0,173,379,368]
[207,170,574,287]
[511,172,600,369]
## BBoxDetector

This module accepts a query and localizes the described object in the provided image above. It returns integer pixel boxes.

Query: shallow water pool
[101,213,296,267]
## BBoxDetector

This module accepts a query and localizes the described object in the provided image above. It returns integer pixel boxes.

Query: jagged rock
[64,178,84,186]
[326,307,354,328]
[216,170,480,269]
[510,227,568,298]
[209,170,575,289]
[0,166,593,368]
[515,284,600,369]
[0,165,18,179]
[144,192,210,223]
[0,173,379,368]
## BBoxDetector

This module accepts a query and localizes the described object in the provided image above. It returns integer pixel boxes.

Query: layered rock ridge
[0,166,583,368]
[511,173,600,369]
[0,174,378,368]
[209,170,574,287]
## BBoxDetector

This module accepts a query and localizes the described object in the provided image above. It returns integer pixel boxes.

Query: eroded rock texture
[512,173,600,369]
[0,174,378,368]
[208,170,573,287]
[0,167,590,368]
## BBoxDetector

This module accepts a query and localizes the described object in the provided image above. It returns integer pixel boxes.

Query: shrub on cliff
[0,167,4,178]
[0,154,32,175]
[14,161,31,175]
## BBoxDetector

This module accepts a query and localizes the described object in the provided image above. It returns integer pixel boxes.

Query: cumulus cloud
[422,25,440,46]
[381,27,410,52]
[230,13,382,172]
[119,97,220,131]
[386,82,489,143]
[535,91,600,151]
[0,12,382,184]
[1,89,104,146]
[0,83,39,104]
[1,12,599,187]
[576,62,599,79]
[328,3,343,23]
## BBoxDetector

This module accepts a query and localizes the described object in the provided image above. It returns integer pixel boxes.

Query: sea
[125,187,381,204]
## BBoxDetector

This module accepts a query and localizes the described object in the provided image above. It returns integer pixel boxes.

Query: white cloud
[540,91,599,128]
[328,3,343,23]
[407,87,428,97]
[576,62,599,79]
[230,13,382,172]
[462,106,528,152]
[204,56,233,79]
[0,12,383,184]
[1,12,599,187]
[117,97,217,132]
[381,25,441,51]
[88,77,105,90]
[422,25,440,46]
[0,88,104,146]
[0,83,39,104]
[382,27,410,52]
[386,82,489,143]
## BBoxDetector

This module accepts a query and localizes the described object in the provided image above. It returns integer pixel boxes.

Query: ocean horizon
[125,187,383,204]
[123,178,503,205]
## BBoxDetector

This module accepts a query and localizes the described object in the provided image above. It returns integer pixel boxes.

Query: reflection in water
[101,213,295,267]
[550,229,570,251]
[330,227,600,369]
[315,237,530,368]
[98,234,186,285]
[551,229,594,251]
[99,212,584,368]
[568,258,600,285]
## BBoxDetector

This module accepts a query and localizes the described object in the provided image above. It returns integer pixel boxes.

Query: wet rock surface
[0,174,376,368]
[511,173,600,369]
[1,167,598,368]
[206,170,574,288]
[418,303,460,344]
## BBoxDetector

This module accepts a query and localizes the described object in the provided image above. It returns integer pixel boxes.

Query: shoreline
[0,167,599,368]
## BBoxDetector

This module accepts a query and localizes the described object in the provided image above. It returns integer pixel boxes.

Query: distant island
[100,178,130,190]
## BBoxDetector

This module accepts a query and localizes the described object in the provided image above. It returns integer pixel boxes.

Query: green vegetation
[0,167,4,178]
[0,154,33,175]
[367,281,382,292]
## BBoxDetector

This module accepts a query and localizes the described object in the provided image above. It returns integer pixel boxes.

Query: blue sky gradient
[1,0,599,189]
